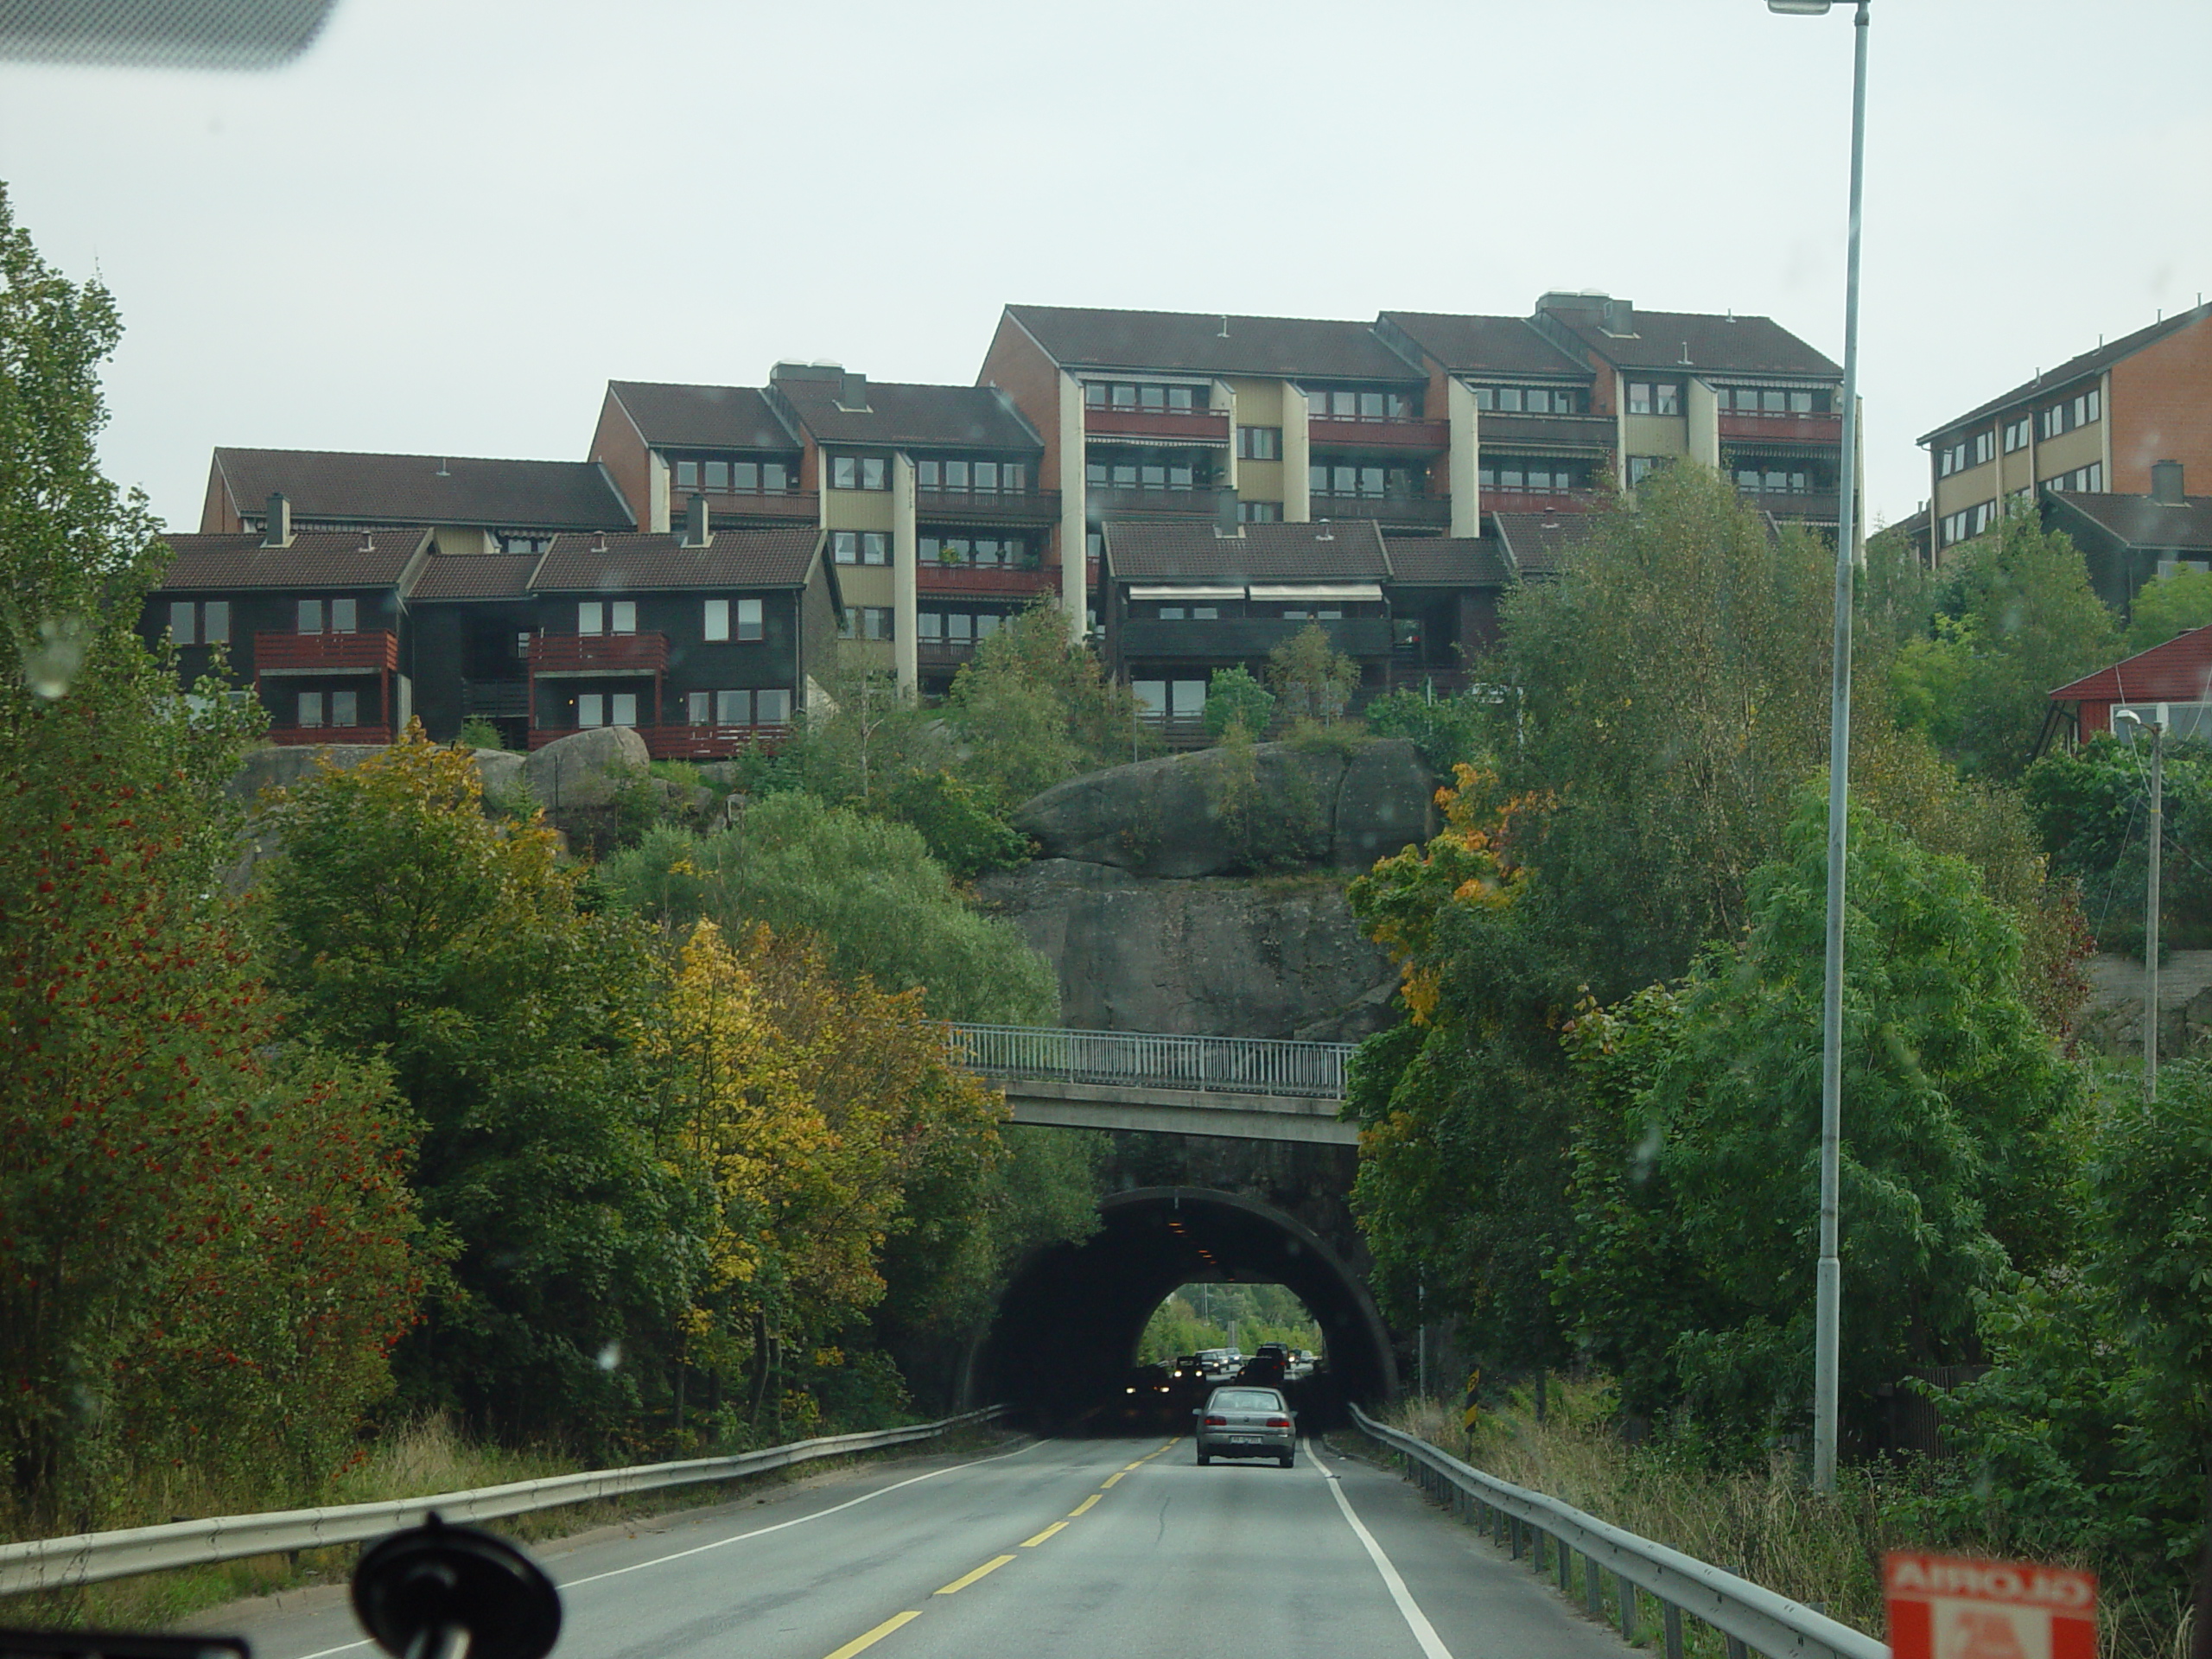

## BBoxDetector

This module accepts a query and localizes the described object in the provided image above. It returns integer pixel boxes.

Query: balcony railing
[267,724,394,747]
[918,639,982,670]
[461,679,530,719]
[524,721,789,759]
[1086,485,1235,521]
[1118,616,1394,661]
[1481,488,1598,515]
[1307,416,1451,451]
[915,487,1061,526]
[527,632,670,675]
[917,563,1058,599]
[692,489,820,522]
[253,630,398,675]
[948,1022,1352,1099]
[1475,412,1618,450]
[1310,493,1452,527]
[1084,407,1230,443]
[1743,489,1840,522]
[1719,411,1842,446]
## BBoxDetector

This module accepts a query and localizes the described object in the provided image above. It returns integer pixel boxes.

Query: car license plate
[1230,1434,1260,1443]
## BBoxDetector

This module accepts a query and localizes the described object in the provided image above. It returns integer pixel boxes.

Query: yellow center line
[1067,1493,1101,1516]
[933,1554,1014,1596]
[1101,1471,1126,1489]
[1122,1460,1145,1471]
[823,1610,921,1659]
[1020,1520,1069,1548]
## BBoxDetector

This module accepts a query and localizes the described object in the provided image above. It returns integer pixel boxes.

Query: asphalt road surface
[200,1433,1633,1659]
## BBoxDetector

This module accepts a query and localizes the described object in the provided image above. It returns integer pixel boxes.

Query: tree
[2024,734,2212,953]
[943,600,1147,808]
[600,792,1057,1027]
[258,731,704,1447]
[1265,622,1359,724]
[1550,791,2087,1447]
[1886,506,2120,779]
[2125,565,2212,656]
[1203,665,1274,740]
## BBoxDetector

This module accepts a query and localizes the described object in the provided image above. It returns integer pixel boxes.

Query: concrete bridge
[944,1022,1400,1419]
[946,1023,1359,1146]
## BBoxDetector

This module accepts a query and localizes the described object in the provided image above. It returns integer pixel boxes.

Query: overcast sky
[3,0,2207,536]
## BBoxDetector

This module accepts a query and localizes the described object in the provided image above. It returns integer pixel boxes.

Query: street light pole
[1770,0,1870,1496]
[2118,709,2164,1096]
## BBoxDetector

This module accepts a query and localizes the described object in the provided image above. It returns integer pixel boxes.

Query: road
[201,1433,1632,1659]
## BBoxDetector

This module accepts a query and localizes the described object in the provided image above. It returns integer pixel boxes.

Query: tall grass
[1377,1382,2192,1659]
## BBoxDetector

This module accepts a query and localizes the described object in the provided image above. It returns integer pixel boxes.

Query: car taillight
[1203,1414,1227,1426]
[1266,1417,1290,1427]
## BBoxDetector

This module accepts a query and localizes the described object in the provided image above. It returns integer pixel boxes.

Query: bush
[1364,688,1488,777]
[455,716,504,751]
[1203,666,1274,740]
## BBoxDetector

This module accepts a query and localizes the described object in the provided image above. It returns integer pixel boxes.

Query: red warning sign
[1885,1552,2096,1659]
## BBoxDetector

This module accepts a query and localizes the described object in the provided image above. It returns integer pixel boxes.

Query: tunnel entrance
[981,1185,1398,1431]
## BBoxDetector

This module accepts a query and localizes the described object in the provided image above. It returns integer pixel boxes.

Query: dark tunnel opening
[980,1186,1398,1433]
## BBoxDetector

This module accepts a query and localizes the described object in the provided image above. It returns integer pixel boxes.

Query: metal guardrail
[1349,1405,1888,1659]
[0,1406,1005,1599]
[947,1024,1352,1100]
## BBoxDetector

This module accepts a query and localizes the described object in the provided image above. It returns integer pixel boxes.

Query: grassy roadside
[3,1415,1020,1635]
[1369,1382,2192,1659]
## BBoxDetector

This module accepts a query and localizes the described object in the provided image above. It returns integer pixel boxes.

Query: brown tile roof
[1384,537,1511,585]
[1545,308,1840,378]
[1105,520,1392,582]
[1005,304,1421,384]
[774,378,1041,450]
[213,448,632,531]
[409,553,541,601]
[2044,490,2212,553]
[1490,511,1601,575]
[1922,302,2212,442]
[2050,626,2212,704]
[531,527,822,592]
[605,382,801,451]
[151,531,430,591]
[1379,313,1591,378]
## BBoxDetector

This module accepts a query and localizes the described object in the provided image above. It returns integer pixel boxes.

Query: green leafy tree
[601,791,1057,1027]
[1266,622,1360,723]
[944,601,1148,809]
[2024,734,2212,952]
[259,732,704,1447]
[2124,565,2212,655]
[1551,791,2087,1447]
[1203,664,1274,740]
[1363,687,1490,778]
[1887,506,2120,779]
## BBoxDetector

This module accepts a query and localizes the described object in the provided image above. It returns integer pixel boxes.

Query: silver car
[1193,1386,1296,1467]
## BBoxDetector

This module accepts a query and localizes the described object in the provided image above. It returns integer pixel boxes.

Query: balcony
[915,487,1061,527]
[1477,412,1618,451]
[461,678,530,720]
[1084,406,1230,444]
[528,632,670,676]
[267,724,394,747]
[525,721,789,760]
[919,639,982,671]
[1119,616,1394,662]
[1087,485,1236,522]
[918,563,1059,600]
[1743,489,1840,522]
[253,630,398,676]
[1310,493,1452,529]
[1719,411,1842,447]
[1481,488,1599,515]
[1307,416,1450,452]
[695,489,819,523]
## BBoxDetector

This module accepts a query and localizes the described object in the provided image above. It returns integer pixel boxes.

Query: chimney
[261,491,291,548]
[682,493,712,548]
[837,371,869,411]
[2152,459,2185,505]
[1601,296,1637,337]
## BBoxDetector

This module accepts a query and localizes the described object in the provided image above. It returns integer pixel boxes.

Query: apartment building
[1919,299,2212,558]
[144,501,842,755]
[200,447,634,553]
[589,365,1051,696]
[976,294,1845,618]
[2039,461,2212,619]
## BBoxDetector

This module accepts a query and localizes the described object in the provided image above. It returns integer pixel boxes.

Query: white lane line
[1304,1438,1455,1659]
[558,1438,1044,1588]
[291,1644,369,1659]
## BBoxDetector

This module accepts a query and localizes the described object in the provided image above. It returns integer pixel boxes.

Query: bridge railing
[947,1024,1354,1099]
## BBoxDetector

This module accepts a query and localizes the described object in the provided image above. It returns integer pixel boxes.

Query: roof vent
[435,457,450,478]
[771,360,843,386]
[261,491,291,549]
[593,534,608,552]
[358,531,375,553]
[1217,314,1230,339]
[682,494,712,549]
[836,371,869,412]
[2152,460,2185,505]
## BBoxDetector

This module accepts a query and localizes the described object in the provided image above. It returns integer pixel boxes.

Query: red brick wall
[2111,314,2212,493]
[588,391,652,530]
[978,310,1066,570]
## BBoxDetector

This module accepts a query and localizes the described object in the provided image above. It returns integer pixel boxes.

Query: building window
[330,690,359,728]
[297,599,324,633]
[1306,388,1420,421]
[756,689,791,724]
[829,455,889,491]
[2047,463,2104,493]
[832,531,890,566]
[1478,463,1583,493]
[920,535,1029,567]
[1626,382,1681,416]
[1969,499,2001,535]
[577,601,639,634]
[579,691,639,728]
[2038,389,2101,441]
[1130,679,1209,720]
[203,601,229,645]
[704,599,729,641]
[168,601,197,645]
[1940,511,1968,547]
[297,691,323,728]
[1937,440,1969,478]
[1973,430,1996,466]
[676,457,792,493]
[1237,427,1281,461]
[1734,467,1813,494]
[1086,532,1103,561]
[915,459,1029,493]
[736,598,763,641]
[1086,380,1205,411]
[1627,456,1666,486]
[1088,452,1203,492]
[841,607,894,641]
[1470,385,1586,416]
[1721,386,1829,415]
[1237,501,1282,523]
[577,693,601,726]
[2003,416,2031,453]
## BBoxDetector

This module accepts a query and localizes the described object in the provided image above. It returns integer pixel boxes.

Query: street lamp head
[1767,0,1834,11]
